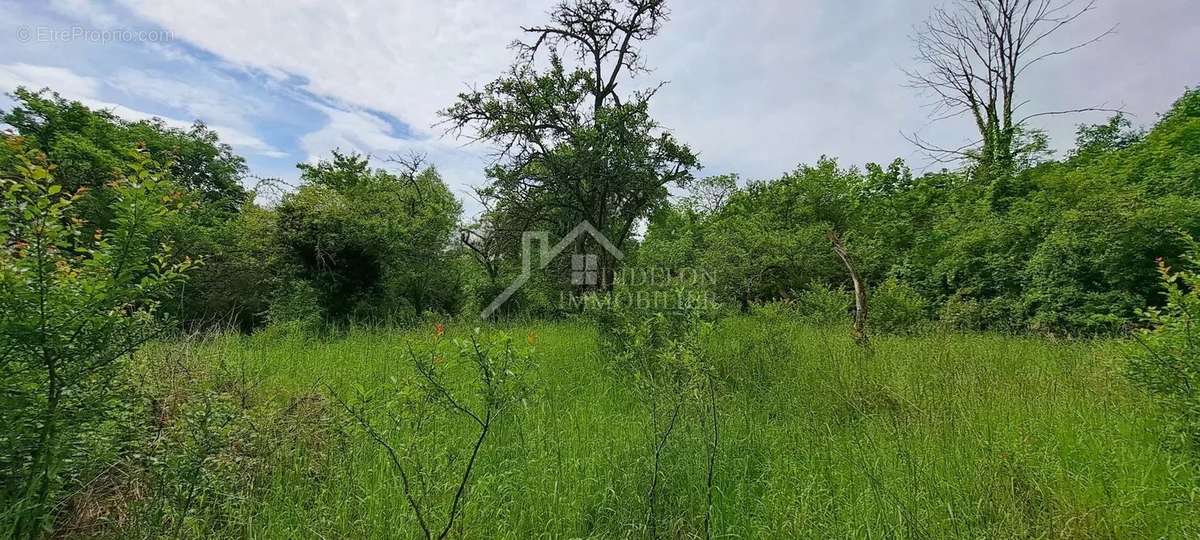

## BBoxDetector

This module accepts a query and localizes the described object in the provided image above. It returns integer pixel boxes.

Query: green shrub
[332,327,533,540]
[263,279,323,337]
[275,152,463,327]
[174,203,284,332]
[870,277,931,334]
[937,295,1024,332]
[753,300,796,320]
[0,148,194,536]
[792,281,851,324]
[1125,257,1200,451]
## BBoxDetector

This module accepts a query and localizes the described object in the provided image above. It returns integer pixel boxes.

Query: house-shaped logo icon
[480,221,624,319]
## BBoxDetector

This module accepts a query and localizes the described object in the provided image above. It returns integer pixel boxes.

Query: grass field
[127,315,1199,538]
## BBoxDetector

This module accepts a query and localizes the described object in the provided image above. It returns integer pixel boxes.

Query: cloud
[115,0,545,209]
[121,0,553,135]
[0,62,99,98]
[120,0,1200,184]
[0,62,287,158]
[112,68,267,132]
[45,0,124,29]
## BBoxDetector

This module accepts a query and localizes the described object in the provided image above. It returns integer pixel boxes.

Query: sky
[1,0,1197,216]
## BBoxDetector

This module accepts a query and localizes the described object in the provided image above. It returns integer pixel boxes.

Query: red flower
[434,323,445,338]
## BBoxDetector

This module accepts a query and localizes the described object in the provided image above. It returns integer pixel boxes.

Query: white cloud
[121,1,552,136]
[112,68,268,132]
[46,0,123,29]
[117,0,546,209]
[298,104,410,162]
[0,62,100,98]
[0,62,286,158]
[120,0,1200,182]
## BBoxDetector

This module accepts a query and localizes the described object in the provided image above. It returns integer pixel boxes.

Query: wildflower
[435,323,446,337]
[526,331,537,346]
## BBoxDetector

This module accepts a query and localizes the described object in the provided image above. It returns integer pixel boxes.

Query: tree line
[1,1,1197,337]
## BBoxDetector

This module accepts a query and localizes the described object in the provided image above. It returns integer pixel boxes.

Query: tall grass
[121,316,1198,538]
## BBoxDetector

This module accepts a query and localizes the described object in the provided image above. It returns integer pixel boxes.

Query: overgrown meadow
[48,316,1193,538]
[4,0,1200,537]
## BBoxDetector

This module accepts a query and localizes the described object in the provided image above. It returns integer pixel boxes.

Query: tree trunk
[827,230,868,347]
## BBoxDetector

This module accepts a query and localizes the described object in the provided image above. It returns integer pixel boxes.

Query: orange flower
[434,323,445,338]
[526,331,537,346]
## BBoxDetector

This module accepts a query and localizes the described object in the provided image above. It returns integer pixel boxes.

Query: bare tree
[905,0,1116,180]
[827,230,869,347]
[519,0,669,115]
[460,228,502,283]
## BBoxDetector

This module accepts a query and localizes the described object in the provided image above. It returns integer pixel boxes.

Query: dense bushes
[2,92,471,333]
[870,278,930,334]
[1,89,256,330]
[636,90,1200,335]
[8,86,1199,335]
[275,152,464,326]
[0,89,248,222]
[0,148,195,535]
[176,203,285,331]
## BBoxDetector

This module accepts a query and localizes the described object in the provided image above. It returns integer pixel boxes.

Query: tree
[1,87,263,330]
[1070,113,1143,159]
[682,174,738,216]
[442,0,699,290]
[778,159,873,343]
[1,88,248,221]
[698,192,803,314]
[906,0,1114,183]
[276,152,463,324]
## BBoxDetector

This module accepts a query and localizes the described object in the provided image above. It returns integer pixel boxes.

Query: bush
[0,147,194,535]
[791,281,851,324]
[870,277,931,334]
[1125,257,1200,451]
[586,279,720,536]
[172,203,285,332]
[275,152,463,327]
[332,327,533,540]
[937,295,1024,332]
[264,279,323,336]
